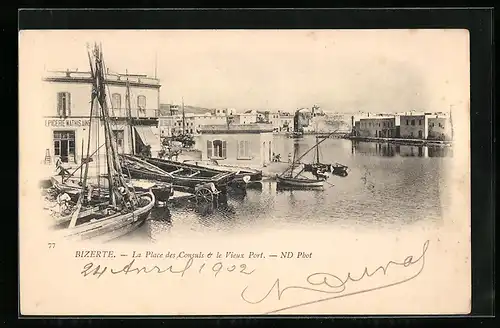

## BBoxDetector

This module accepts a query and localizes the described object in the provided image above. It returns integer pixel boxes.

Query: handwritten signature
[240,240,429,314]
[81,258,255,279]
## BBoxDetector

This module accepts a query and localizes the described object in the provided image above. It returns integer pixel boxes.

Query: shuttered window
[57,92,71,117]
[112,93,121,109]
[209,139,226,159]
[137,95,146,109]
[237,140,251,159]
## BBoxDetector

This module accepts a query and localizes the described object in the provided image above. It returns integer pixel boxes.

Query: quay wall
[347,136,452,147]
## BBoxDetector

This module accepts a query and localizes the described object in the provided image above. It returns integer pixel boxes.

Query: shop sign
[45,119,91,127]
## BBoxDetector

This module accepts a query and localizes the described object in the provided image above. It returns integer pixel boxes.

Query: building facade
[232,111,258,125]
[196,123,274,167]
[277,113,294,133]
[41,70,162,166]
[399,114,428,139]
[356,116,400,137]
[159,113,228,137]
[427,114,452,140]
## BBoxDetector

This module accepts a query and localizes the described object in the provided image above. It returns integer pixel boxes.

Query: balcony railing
[108,108,158,118]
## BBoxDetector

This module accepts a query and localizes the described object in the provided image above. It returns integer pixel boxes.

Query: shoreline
[346,136,453,147]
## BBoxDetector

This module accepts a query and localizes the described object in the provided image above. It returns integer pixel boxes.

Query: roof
[43,70,161,89]
[199,123,274,134]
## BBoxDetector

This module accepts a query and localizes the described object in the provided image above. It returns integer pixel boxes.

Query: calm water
[122,136,453,242]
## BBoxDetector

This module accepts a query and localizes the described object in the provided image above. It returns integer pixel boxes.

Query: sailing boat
[276,140,326,189]
[302,135,349,178]
[303,136,332,174]
[56,44,155,242]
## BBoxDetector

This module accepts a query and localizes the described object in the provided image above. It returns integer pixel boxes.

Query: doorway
[53,130,75,163]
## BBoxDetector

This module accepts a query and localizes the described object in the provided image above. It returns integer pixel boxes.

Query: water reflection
[117,136,452,242]
[352,141,453,158]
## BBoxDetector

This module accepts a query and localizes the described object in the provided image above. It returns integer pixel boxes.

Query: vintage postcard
[19,29,471,315]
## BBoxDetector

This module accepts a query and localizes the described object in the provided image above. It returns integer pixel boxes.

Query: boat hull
[182,160,263,183]
[62,191,155,243]
[276,175,325,188]
[121,155,235,193]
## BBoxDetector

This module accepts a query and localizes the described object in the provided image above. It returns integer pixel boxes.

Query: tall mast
[95,44,134,208]
[316,136,320,164]
[182,97,185,134]
[68,47,98,228]
[125,70,135,155]
[93,46,116,206]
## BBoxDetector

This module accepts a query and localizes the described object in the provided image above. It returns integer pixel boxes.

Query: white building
[41,69,162,167]
[196,123,274,168]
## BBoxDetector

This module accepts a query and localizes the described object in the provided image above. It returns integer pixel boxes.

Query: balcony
[108,108,159,119]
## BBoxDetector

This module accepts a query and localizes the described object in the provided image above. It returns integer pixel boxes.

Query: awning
[134,126,162,152]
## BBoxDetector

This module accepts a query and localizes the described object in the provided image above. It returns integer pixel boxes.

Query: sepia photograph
[19,29,471,316]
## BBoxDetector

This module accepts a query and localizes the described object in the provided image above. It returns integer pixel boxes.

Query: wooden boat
[303,135,349,177]
[182,159,262,183]
[53,44,155,242]
[57,191,155,242]
[50,175,173,203]
[275,175,325,188]
[276,135,332,190]
[120,154,236,193]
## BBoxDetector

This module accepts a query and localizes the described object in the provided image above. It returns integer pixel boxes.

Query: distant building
[232,110,258,125]
[356,116,400,138]
[278,112,294,133]
[427,114,452,140]
[399,114,428,139]
[212,108,235,116]
[196,123,274,167]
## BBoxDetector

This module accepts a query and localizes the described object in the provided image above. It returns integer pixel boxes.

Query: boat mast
[315,136,320,164]
[294,129,338,164]
[94,44,135,208]
[125,71,135,155]
[68,48,98,228]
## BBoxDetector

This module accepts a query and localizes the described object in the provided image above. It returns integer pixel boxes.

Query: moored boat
[51,44,156,242]
[275,175,325,188]
[182,159,262,183]
[120,154,236,193]
[276,134,334,190]
[302,135,349,177]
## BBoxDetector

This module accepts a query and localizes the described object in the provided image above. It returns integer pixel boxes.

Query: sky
[19,29,469,113]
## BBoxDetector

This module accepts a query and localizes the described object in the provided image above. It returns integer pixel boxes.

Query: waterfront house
[41,69,162,165]
[399,114,428,139]
[196,123,274,167]
[427,114,452,140]
[356,116,400,138]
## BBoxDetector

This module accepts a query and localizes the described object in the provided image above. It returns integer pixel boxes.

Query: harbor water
[121,135,454,242]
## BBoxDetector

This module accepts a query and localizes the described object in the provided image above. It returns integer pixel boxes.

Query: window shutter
[67,93,71,116]
[236,140,240,158]
[222,141,227,158]
[207,140,212,159]
[57,92,63,116]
